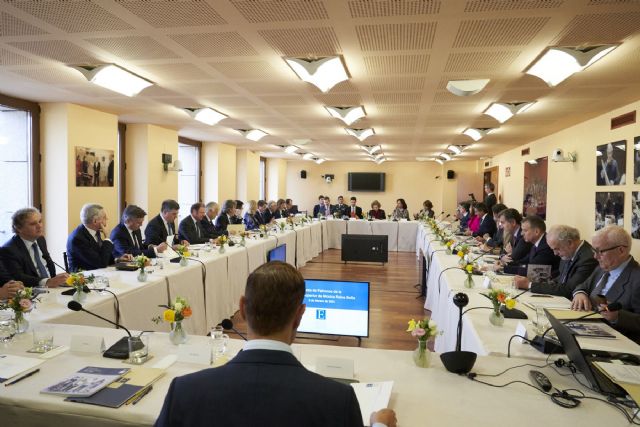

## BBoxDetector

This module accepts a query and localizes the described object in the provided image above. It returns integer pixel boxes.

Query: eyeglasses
[592,245,627,256]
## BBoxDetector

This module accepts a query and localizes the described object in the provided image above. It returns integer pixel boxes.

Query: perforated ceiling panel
[169,32,258,57]
[258,27,342,56]
[206,96,257,108]
[142,63,211,81]
[373,92,422,104]
[115,0,227,27]
[464,0,563,12]
[13,66,87,85]
[554,12,640,45]
[209,61,279,79]
[0,48,39,66]
[370,76,426,91]
[363,54,430,75]
[444,51,521,73]
[8,40,97,64]
[314,92,363,106]
[230,0,328,23]
[0,12,47,36]
[356,22,437,51]
[257,95,309,106]
[374,105,421,115]
[348,0,441,17]
[453,17,550,48]
[11,0,133,32]
[86,36,180,60]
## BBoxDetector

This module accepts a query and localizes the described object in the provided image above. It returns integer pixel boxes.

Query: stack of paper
[0,354,43,383]
[351,381,393,426]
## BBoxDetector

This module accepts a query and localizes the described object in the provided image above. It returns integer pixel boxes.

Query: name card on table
[482,276,492,289]
[70,335,105,354]
[177,344,211,366]
[514,322,528,344]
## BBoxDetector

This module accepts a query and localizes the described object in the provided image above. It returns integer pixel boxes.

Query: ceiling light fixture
[447,145,463,155]
[237,129,268,141]
[446,79,490,97]
[440,153,452,161]
[463,128,494,141]
[345,128,375,141]
[325,106,366,125]
[375,158,386,164]
[361,145,381,155]
[315,158,326,164]
[284,145,299,154]
[70,64,153,97]
[483,102,535,123]
[302,153,315,160]
[435,158,444,165]
[284,56,349,93]
[525,45,618,87]
[183,107,228,126]
[374,153,384,161]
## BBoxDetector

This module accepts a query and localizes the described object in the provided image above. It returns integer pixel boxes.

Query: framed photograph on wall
[595,192,624,231]
[633,192,640,239]
[633,136,640,184]
[523,157,548,220]
[75,146,114,187]
[596,140,626,185]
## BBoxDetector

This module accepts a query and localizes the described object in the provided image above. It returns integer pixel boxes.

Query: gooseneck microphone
[220,318,248,341]
[440,293,477,374]
[67,301,133,359]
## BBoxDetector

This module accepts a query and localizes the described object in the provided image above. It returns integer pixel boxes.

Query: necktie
[196,220,201,237]
[351,207,355,218]
[95,230,103,248]
[593,272,610,296]
[32,243,49,279]
[559,258,575,284]
[132,231,139,248]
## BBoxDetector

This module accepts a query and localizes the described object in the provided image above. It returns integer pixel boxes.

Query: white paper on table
[351,381,393,426]
[521,294,571,310]
[593,362,640,385]
[166,234,175,246]
[0,355,43,382]
[161,246,179,259]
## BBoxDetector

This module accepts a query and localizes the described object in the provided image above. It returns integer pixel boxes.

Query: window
[259,157,266,200]
[0,94,39,242]
[177,137,201,220]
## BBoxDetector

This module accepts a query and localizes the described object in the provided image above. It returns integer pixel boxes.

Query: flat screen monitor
[267,244,286,262]
[298,279,370,337]
[348,172,385,192]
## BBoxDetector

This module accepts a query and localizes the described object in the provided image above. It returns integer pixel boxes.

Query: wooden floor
[230,249,428,350]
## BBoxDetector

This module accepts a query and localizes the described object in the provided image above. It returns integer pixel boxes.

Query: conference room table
[321,218,418,252]
[416,226,640,359]
[0,323,630,427]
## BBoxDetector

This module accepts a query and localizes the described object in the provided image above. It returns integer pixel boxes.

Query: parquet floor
[230,249,429,350]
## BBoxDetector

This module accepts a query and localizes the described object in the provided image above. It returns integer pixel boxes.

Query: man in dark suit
[179,202,210,244]
[312,195,324,218]
[215,200,242,234]
[107,155,114,186]
[67,203,132,272]
[1,208,68,287]
[285,199,298,215]
[321,197,334,217]
[144,199,182,247]
[92,159,100,186]
[483,182,497,213]
[503,215,560,276]
[515,225,598,299]
[478,203,507,250]
[273,199,288,219]
[457,202,471,231]
[498,208,531,266]
[200,202,221,238]
[470,202,496,238]
[572,226,640,343]
[347,196,364,219]
[334,195,348,218]
[256,200,271,225]
[155,261,397,427]
[0,259,23,299]
[110,205,167,259]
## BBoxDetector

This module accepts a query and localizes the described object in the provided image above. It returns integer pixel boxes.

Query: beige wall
[266,158,287,201]
[285,160,482,216]
[201,142,237,204]
[490,98,640,257]
[235,149,260,202]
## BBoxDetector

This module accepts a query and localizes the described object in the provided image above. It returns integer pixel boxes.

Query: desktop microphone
[43,254,69,273]
[440,293,477,374]
[220,318,248,341]
[435,214,451,227]
[67,301,134,359]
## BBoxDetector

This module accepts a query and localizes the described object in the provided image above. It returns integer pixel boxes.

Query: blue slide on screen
[297,279,369,337]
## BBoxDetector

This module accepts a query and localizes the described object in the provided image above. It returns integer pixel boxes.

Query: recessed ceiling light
[324,106,366,125]
[237,129,268,141]
[483,102,535,123]
[525,45,618,87]
[345,128,375,141]
[183,107,228,126]
[284,56,349,93]
[70,64,153,96]
[446,79,490,97]
[463,128,494,141]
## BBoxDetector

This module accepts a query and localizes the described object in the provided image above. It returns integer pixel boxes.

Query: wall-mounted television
[348,172,385,192]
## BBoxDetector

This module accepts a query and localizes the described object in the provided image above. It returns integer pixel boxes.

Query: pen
[131,385,153,405]
[4,369,40,386]
[530,295,553,298]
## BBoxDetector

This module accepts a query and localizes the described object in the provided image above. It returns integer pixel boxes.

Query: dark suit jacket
[66,225,114,272]
[530,241,598,298]
[274,209,289,219]
[215,214,240,234]
[262,209,273,224]
[334,203,348,217]
[486,227,504,248]
[505,233,560,275]
[368,209,386,220]
[472,214,497,238]
[346,206,363,219]
[503,227,531,262]
[459,213,470,230]
[484,193,497,211]
[312,204,322,218]
[144,214,178,247]
[200,216,221,239]
[154,349,363,427]
[178,216,209,244]
[110,223,156,259]
[0,235,56,287]
[574,257,640,343]
[0,260,12,284]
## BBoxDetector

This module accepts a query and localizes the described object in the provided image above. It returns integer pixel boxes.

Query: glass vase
[14,311,29,334]
[219,244,226,254]
[179,256,188,267]
[412,340,431,368]
[240,237,246,247]
[169,321,188,345]
[464,274,474,289]
[489,309,504,327]
[137,269,147,282]
[72,288,87,303]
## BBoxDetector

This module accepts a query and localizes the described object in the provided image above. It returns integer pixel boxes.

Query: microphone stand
[440,293,477,374]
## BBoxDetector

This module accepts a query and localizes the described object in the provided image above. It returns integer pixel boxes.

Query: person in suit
[478,203,507,251]
[111,205,167,259]
[67,203,132,272]
[483,182,497,212]
[347,196,363,219]
[334,195,348,218]
[107,155,114,186]
[273,199,288,219]
[215,200,241,234]
[0,207,68,288]
[201,202,220,239]
[0,258,24,300]
[415,200,435,220]
[503,215,560,276]
[92,159,100,186]
[470,203,497,238]
[368,200,386,220]
[243,200,260,230]
[144,199,183,247]
[155,261,397,427]
[497,208,531,264]
[267,200,278,220]
[256,200,272,225]
[391,198,409,220]
[466,204,480,234]
[312,195,324,218]
[514,225,598,299]
[321,197,334,217]
[457,202,471,231]
[178,203,210,244]
[235,200,245,223]
[572,226,640,343]
[285,199,298,215]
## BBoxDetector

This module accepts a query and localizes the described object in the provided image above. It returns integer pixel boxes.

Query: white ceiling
[0,0,639,162]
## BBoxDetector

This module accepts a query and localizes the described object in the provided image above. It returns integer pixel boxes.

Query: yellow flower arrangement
[65,272,95,292]
[482,289,516,315]
[406,317,441,342]
[153,296,192,324]
[175,244,190,258]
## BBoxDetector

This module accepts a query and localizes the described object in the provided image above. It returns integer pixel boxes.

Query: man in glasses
[572,225,640,343]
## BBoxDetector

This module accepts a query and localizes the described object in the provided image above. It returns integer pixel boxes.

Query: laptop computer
[545,309,637,397]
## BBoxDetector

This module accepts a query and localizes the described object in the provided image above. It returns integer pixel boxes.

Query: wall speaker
[447,170,455,179]
[300,170,307,179]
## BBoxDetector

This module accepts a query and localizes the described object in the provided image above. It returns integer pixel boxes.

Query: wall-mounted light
[483,102,535,123]
[324,106,366,125]
[462,128,494,141]
[183,107,227,126]
[162,153,183,172]
[284,56,349,93]
[237,129,268,141]
[70,64,153,96]
[446,79,490,97]
[525,45,618,87]
[345,128,375,141]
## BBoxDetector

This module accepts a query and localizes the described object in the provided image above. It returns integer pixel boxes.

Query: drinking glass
[535,307,550,335]
[128,335,150,364]
[0,312,16,343]
[211,326,229,359]
[32,324,54,352]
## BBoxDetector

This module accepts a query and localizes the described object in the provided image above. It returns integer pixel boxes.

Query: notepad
[0,354,43,383]
[351,381,393,426]
[42,366,129,397]
[544,308,603,320]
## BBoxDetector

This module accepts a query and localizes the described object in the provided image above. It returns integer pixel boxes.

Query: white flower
[174,302,183,312]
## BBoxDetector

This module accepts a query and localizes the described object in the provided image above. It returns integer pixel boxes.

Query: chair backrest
[63,252,69,272]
